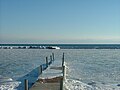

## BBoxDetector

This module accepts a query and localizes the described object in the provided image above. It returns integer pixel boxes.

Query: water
[0,49,120,90]
[1,44,120,49]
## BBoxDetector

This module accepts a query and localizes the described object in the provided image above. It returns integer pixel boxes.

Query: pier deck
[30,82,60,90]
[30,60,65,90]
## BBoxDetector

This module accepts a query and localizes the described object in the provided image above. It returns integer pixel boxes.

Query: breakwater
[1,44,120,49]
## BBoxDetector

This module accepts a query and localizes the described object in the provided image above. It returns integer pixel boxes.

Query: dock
[24,53,65,90]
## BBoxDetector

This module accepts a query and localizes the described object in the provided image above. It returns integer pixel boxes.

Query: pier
[24,53,65,90]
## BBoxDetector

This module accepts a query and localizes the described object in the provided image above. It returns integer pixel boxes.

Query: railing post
[50,55,52,64]
[62,53,64,67]
[63,65,65,80]
[24,79,28,90]
[39,65,42,75]
[46,57,48,67]
[52,53,54,61]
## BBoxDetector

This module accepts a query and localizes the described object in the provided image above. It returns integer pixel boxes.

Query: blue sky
[0,0,120,44]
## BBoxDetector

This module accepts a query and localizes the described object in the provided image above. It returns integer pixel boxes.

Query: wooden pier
[25,53,65,90]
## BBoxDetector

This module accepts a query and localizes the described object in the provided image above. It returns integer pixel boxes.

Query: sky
[0,0,120,44]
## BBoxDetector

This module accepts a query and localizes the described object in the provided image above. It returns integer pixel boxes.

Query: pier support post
[24,79,28,90]
[60,78,63,90]
[39,65,42,75]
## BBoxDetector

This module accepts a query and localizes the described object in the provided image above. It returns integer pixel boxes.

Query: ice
[0,75,20,90]
[1,49,120,90]
[64,79,120,90]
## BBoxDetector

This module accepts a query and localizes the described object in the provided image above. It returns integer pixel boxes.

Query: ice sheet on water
[64,49,120,90]
[64,79,93,90]
[0,75,20,90]
[64,79,120,90]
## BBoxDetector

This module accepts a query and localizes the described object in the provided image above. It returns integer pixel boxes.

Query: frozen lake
[0,49,120,90]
